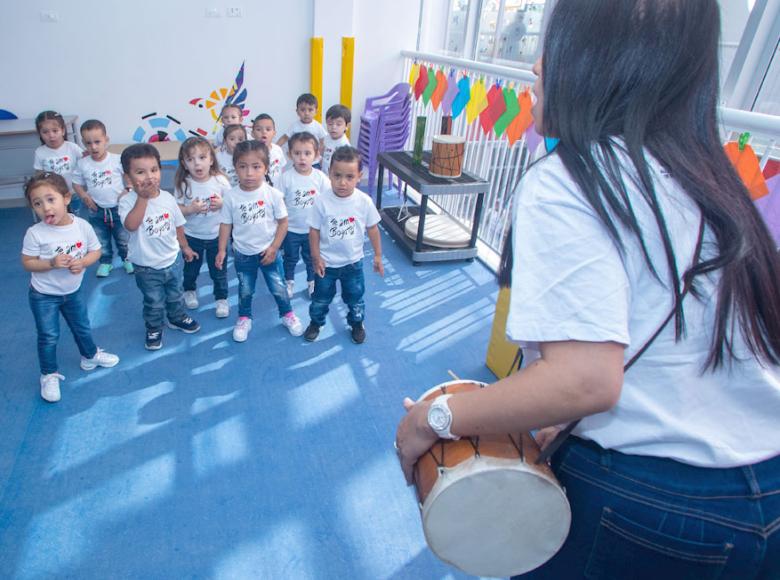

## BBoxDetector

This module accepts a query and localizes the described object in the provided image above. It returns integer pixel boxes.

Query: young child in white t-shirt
[21,173,119,402]
[305,146,383,344]
[215,140,304,343]
[322,104,352,175]
[72,119,133,278]
[251,114,286,183]
[33,110,85,214]
[118,144,201,351]
[277,132,330,299]
[174,136,231,318]
[217,124,246,187]
[212,103,250,149]
[276,93,327,158]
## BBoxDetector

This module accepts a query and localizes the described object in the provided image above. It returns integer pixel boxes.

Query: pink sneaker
[281,312,303,336]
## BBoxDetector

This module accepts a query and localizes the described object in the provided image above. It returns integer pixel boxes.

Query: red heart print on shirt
[76,241,82,248]
[258,201,264,206]
[163,213,170,219]
[349,217,355,222]
[63,157,69,162]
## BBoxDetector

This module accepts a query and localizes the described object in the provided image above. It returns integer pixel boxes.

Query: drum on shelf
[413,380,571,578]
[429,135,466,178]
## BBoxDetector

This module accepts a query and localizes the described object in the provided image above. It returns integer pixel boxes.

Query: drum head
[422,457,571,577]
[404,215,471,249]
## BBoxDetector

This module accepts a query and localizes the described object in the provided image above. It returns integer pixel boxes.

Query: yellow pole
[311,37,324,123]
[340,37,355,138]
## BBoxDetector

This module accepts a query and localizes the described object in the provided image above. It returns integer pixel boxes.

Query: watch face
[428,406,450,431]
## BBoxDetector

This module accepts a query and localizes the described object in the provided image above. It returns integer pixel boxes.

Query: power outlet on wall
[39,11,59,23]
[227,7,242,17]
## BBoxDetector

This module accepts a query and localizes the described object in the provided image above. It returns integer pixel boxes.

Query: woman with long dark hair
[396,0,780,576]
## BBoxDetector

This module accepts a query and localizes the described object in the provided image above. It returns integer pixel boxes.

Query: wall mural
[132,62,250,143]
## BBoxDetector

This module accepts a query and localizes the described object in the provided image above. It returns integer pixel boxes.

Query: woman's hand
[395,397,438,485]
[534,425,564,452]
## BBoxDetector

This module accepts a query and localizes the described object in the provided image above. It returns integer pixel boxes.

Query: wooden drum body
[414,380,571,578]
[429,135,466,178]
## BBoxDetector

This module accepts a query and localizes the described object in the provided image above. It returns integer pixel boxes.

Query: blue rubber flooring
[0,204,501,579]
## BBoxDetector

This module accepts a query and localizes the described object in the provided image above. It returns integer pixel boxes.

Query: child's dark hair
[296,93,318,109]
[223,124,246,142]
[175,137,222,200]
[233,140,273,186]
[326,104,351,125]
[220,103,243,119]
[80,119,107,135]
[120,143,161,173]
[330,146,362,171]
[288,131,319,152]
[252,113,275,128]
[34,110,66,144]
[24,173,69,204]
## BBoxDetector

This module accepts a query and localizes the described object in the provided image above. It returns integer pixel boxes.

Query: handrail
[719,107,780,138]
[401,50,536,83]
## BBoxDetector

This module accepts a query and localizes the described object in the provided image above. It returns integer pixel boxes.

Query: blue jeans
[88,206,128,264]
[282,232,314,282]
[514,437,780,579]
[183,235,228,300]
[68,194,82,216]
[233,250,292,319]
[29,286,97,374]
[308,260,365,327]
[133,256,187,330]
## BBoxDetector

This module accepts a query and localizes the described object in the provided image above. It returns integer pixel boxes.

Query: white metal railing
[398,50,780,265]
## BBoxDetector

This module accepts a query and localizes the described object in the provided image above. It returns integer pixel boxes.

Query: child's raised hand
[191,198,208,214]
[215,250,226,270]
[208,195,223,212]
[182,246,199,263]
[67,258,84,274]
[373,255,384,276]
[50,254,71,269]
[260,246,278,266]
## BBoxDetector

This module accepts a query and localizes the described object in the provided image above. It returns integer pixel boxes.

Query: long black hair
[500,0,780,369]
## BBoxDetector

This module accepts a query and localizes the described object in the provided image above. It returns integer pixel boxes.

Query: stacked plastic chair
[358,83,412,193]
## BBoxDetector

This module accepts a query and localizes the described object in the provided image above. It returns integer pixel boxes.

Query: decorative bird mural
[189,61,250,137]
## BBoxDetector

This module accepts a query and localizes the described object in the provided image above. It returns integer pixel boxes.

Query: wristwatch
[427,394,460,440]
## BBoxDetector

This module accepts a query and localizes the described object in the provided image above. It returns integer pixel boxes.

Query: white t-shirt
[33,141,84,189]
[268,143,286,183]
[308,188,380,268]
[220,183,287,255]
[286,119,327,142]
[322,134,350,175]
[277,168,331,234]
[175,175,231,240]
[507,149,780,468]
[216,149,239,187]
[72,153,125,208]
[118,190,186,269]
[22,216,101,295]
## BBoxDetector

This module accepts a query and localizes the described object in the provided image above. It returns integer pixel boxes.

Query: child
[215,140,304,342]
[33,110,84,214]
[251,114,286,183]
[322,105,351,175]
[213,103,248,148]
[118,144,201,350]
[217,124,246,186]
[276,93,327,154]
[174,137,232,318]
[72,119,133,278]
[277,132,330,299]
[21,174,119,402]
[305,146,383,344]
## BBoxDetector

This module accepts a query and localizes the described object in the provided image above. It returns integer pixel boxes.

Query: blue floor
[0,203,501,579]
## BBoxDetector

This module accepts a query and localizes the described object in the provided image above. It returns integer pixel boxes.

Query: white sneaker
[40,373,64,403]
[215,299,230,318]
[307,280,315,298]
[286,280,295,299]
[184,290,199,309]
[80,348,120,371]
[281,312,304,336]
[233,316,252,342]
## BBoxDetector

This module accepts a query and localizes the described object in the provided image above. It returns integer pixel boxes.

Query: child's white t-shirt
[220,183,287,255]
[118,190,186,269]
[216,149,239,187]
[308,188,380,268]
[268,143,286,183]
[277,168,331,234]
[33,141,84,189]
[286,120,327,142]
[322,134,350,175]
[175,175,231,240]
[72,153,124,208]
[22,216,101,295]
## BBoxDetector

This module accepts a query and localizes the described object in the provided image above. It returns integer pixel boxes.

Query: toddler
[217,124,246,186]
[322,105,351,175]
[251,114,286,183]
[118,144,201,350]
[22,173,119,402]
[213,103,249,148]
[215,140,304,342]
[276,93,327,154]
[33,110,84,214]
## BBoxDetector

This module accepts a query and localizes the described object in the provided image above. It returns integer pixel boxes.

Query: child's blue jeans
[233,250,292,319]
[87,206,129,264]
[29,286,97,374]
[183,235,228,300]
[514,436,780,579]
[282,232,314,282]
[133,256,187,331]
[309,260,365,327]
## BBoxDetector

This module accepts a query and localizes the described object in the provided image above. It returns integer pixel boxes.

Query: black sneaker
[303,323,320,342]
[167,316,201,334]
[145,329,163,350]
[350,323,366,344]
